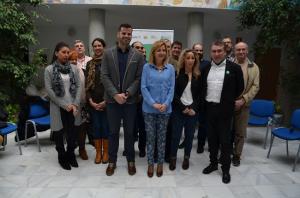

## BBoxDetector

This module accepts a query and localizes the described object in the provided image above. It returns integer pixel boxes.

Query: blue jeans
[170,109,197,158]
[90,108,109,139]
[143,113,170,165]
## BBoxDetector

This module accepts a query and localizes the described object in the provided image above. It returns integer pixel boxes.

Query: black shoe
[232,156,240,167]
[202,164,218,174]
[182,158,189,170]
[68,154,79,168]
[58,154,71,170]
[169,158,176,171]
[139,149,146,158]
[197,146,204,154]
[222,172,231,184]
[178,141,185,149]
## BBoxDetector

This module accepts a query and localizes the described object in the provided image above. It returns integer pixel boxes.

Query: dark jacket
[101,46,144,104]
[85,58,105,104]
[173,69,202,113]
[201,60,244,117]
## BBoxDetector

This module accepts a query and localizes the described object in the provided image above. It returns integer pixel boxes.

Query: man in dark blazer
[101,24,144,176]
[201,40,244,184]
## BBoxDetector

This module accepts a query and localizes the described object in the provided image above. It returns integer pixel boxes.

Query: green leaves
[238,0,300,55]
[0,0,43,103]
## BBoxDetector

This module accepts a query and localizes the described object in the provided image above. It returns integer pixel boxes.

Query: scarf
[52,61,77,98]
[86,57,102,91]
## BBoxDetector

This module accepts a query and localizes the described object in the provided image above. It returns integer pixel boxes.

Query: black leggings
[54,108,77,154]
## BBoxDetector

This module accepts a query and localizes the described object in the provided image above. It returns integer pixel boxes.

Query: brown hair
[177,49,200,79]
[86,38,106,91]
[149,40,168,66]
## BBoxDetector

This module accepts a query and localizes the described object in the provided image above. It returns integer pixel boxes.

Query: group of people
[44,23,260,184]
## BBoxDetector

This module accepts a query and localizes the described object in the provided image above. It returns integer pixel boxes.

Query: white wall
[32,5,257,62]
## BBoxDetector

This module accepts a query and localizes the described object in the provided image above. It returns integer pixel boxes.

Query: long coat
[44,64,81,131]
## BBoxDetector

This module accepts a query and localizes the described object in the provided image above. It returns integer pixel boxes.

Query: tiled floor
[0,127,300,198]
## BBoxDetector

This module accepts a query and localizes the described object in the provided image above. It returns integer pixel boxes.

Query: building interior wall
[31,5,257,62]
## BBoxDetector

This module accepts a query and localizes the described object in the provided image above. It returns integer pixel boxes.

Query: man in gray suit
[101,24,144,176]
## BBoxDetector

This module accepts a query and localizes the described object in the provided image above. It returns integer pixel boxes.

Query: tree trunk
[278,43,300,125]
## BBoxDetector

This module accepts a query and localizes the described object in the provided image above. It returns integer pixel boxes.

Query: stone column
[187,12,204,48]
[89,9,105,55]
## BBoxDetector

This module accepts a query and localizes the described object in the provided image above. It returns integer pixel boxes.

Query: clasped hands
[114,93,128,104]
[90,99,106,111]
[153,103,167,113]
[66,104,79,116]
[182,107,196,116]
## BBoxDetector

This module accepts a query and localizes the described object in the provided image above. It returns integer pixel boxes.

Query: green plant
[0,0,45,102]
[4,104,19,123]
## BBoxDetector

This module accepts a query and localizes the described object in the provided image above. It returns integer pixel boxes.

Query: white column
[89,9,105,55]
[187,12,204,48]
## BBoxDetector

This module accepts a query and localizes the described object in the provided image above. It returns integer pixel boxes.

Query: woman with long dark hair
[85,38,109,164]
[45,42,81,170]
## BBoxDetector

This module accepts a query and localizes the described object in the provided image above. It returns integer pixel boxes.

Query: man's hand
[114,93,127,104]
[182,108,190,114]
[187,109,196,116]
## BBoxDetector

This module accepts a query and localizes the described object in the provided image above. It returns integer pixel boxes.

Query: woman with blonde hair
[169,49,202,171]
[141,40,175,177]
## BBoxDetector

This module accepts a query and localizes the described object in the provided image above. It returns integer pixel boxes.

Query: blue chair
[24,103,50,152]
[0,123,22,155]
[267,109,300,171]
[248,99,275,149]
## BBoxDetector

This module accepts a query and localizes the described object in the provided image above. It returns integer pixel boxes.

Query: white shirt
[180,81,193,106]
[60,73,72,104]
[206,60,226,103]
[77,55,92,70]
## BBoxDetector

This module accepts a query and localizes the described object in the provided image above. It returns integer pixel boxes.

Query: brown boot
[157,164,163,177]
[94,139,102,164]
[102,139,109,164]
[78,130,88,160]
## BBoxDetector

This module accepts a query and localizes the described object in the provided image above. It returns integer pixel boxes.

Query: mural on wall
[43,0,241,9]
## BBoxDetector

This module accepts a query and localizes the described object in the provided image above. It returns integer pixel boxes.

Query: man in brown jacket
[232,42,260,166]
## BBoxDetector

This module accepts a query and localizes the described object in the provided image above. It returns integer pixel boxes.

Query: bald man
[232,42,260,167]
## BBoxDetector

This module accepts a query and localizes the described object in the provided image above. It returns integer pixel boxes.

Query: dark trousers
[90,108,109,139]
[134,101,146,151]
[206,102,232,173]
[54,108,77,155]
[164,117,172,161]
[170,110,197,158]
[197,112,207,148]
[106,103,137,163]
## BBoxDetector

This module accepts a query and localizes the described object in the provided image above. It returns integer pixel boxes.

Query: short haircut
[74,39,84,46]
[192,43,203,49]
[149,40,167,66]
[118,23,132,31]
[171,40,183,48]
[131,41,143,48]
[211,40,225,50]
